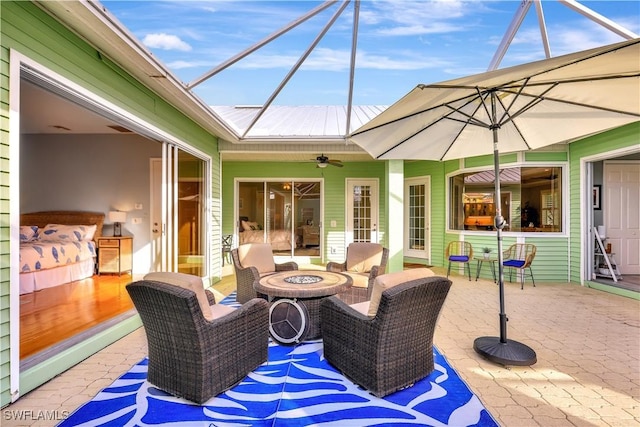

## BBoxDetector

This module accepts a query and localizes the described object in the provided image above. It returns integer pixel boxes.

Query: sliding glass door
[151,145,209,276]
[237,180,321,257]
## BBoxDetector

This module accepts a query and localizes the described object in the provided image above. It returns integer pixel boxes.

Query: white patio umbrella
[349,38,640,366]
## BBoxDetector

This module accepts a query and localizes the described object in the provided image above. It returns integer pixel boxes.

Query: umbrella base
[474,336,537,366]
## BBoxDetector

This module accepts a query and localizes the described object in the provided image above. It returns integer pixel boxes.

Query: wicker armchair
[321,270,452,398]
[326,242,389,304]
[445,241,474,280]
[127,274,269,404]
[231,243,298,303]
[502,243,537,289]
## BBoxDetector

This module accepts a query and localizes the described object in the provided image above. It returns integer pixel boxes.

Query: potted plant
[482,247,492,259]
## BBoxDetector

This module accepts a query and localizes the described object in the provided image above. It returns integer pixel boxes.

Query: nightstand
[97,236,133,275]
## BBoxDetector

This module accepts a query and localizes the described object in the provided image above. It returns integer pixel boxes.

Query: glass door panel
[177,151,206,276]
[346,179,379,243]
[293,182,321,257]
[238,181,267,245]
[151,146,209,277]
[405,177,430,258]
[238,180,321,257]
[267,181,293,255]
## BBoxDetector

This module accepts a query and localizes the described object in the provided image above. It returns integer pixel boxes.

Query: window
[449,166,563,232]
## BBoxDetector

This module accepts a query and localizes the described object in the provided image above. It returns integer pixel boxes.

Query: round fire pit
[283,275,323,285]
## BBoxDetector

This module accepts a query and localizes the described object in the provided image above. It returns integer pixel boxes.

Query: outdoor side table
[474,256,498,283]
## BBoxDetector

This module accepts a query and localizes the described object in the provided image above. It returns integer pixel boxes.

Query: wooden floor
[19,274,136,359]
[19,272,238,361]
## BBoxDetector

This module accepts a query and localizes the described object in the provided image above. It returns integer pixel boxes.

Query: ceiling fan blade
[328,160,343,167]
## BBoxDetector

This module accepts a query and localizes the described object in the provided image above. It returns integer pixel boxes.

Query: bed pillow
[20,226,39,242]
[39,224,97,242]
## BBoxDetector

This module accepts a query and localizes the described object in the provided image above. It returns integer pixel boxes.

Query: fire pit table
[256,270,352,344]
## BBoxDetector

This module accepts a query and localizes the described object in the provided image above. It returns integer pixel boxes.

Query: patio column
[385,160,404,273]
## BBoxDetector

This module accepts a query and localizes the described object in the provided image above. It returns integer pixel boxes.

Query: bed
[19,211,105,295]
[239,218,292,251]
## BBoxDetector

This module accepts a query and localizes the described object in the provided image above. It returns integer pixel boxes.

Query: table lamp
[109,211,127,237]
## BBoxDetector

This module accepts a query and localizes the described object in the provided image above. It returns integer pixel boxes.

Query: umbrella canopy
[349,38,640,366]
[350,38,639,161]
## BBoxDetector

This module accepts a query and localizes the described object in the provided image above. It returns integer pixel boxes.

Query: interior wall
[20,133,161,273]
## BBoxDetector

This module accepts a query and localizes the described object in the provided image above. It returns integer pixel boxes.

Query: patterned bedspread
[20,240,96,273]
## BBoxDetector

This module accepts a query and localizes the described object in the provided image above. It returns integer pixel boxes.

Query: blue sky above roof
[103,1,639,107]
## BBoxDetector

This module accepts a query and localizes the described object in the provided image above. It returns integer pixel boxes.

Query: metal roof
[211,105,386,142]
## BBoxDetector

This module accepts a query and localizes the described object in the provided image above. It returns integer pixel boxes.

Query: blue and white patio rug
[59,293,498,427]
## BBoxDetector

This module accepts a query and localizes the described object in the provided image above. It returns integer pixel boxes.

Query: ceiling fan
[313,154,343,168]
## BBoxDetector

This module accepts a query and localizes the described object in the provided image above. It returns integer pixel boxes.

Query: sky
[102,1,639,107]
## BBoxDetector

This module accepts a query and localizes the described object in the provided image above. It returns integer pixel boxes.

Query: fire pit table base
[269,299,309,345]
[257,271,353,345]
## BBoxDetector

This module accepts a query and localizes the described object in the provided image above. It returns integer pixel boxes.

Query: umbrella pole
[473,101,536,366]
[490,137,507,344]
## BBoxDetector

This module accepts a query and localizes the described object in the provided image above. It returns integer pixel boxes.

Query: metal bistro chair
[221,234,232,266]
[502,243,537,289]
[446,241,473,280]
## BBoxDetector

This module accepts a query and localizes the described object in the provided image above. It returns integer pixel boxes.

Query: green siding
[464,152,517,169]
[1,1,221,406]
[525,151,568,162]
[1,38,11,409]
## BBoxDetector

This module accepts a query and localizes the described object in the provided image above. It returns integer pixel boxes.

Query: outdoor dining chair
[231,243,298,303]
[321,269,451,397]
[221,234,232,266]
[502,243,537,289]
[128,272,269,403]
[326,242,389,304]
[446,241,474,280]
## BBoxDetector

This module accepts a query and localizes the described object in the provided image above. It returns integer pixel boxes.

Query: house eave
[33,0,240,143]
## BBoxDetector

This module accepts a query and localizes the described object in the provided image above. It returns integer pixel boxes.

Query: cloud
[142,33,192,51]
[224,46,452,73]
[167,60,212,70]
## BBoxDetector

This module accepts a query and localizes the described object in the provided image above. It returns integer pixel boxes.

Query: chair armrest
[199,297,270,353]
[276,261,298,271]
[320,296,377,343]
[209,298,269,326]
[326,261,347,272]
[236,265,260,282]
[205,289,216,305]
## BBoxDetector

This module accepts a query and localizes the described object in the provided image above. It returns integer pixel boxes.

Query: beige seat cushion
[210,304,237,319]
[238,243,276,274]
[343,272,370,288]
[367,268,435,317]
[346,243,384,273]
[144,272,214,321]
[350,301,370,316]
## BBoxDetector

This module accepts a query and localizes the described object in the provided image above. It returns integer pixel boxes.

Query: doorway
[404,176,431,260]
[346,179,379,244]
[586,153,640,292]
